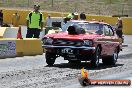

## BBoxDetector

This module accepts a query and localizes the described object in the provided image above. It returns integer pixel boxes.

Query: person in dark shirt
[115,17,124,43]
[64,13,75,23]
[115,17,123,38]
[0,10,3,26]
[80,12,86,20]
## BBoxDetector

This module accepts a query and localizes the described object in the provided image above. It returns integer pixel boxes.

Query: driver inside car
[67,24,86,35]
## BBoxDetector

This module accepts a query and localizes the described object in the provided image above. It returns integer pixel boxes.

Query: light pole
[52,0,53,8]
[121,3,124,15]
[28,0,30,9]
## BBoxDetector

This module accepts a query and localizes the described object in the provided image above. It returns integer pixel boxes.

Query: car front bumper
[42,45,96,60]
[42,45,96,50]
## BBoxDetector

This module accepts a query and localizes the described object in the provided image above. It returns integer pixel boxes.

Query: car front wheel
[109,48,118,65]
[45,52,56,66]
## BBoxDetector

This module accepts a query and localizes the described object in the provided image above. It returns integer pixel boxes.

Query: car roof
[70,20,88,23]
[88,21,109,25]
[70,20,109,25]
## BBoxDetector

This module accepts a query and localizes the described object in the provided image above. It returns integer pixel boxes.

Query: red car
[42,20,122,67]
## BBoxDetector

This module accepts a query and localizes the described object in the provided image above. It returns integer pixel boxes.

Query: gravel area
[0,56,132,88]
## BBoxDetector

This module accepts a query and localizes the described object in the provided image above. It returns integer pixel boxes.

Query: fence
[0,0,132,16]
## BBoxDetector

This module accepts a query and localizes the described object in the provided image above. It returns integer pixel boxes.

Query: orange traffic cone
[17,26,23,39]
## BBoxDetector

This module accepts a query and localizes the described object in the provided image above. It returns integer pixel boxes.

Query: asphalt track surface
[0,35,132,88]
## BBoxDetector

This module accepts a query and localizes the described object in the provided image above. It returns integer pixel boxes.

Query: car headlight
[42,38,53,45]
[83,40,93,46]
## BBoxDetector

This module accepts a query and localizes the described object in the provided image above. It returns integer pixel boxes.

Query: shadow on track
[45,61,124,70]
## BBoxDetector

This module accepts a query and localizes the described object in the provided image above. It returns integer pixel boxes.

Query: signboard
[0,40,16,58]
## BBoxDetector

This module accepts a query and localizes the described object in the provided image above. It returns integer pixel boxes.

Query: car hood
[44,32,103,40]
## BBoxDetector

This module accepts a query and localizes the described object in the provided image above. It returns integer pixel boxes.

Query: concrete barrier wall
[86,15,117,25]
[2,9,132,34]
[3,9,66,25]
[0,27,7,38]
[16,38,43,56]
[0,39,16,58]
[0,27,43,58]
[3,27,18,38]
[0,26,45,39]
[122,18,132,35]
[3,9,30,25]
[0,38,43,58]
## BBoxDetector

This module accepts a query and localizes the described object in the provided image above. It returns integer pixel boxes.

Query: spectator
[64,13,75,23]
[73,12,78,20]
[80,12,86,20]
[67,13,75,19]
[115,17,123,39]
[12,12,20,27]
[26,5,44,38]
[46,14,52,27]
[0,10,3,26]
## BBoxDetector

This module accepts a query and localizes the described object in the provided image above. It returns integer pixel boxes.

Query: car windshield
[61,22,81,32]
[79,23,103,34]
[61,22,104,34]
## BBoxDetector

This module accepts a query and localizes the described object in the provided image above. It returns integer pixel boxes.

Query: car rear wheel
[102,48,118,65]
[91,47,101,68]
[45,52,56,66]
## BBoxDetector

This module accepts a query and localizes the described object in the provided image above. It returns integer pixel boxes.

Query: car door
[102,24,115,55]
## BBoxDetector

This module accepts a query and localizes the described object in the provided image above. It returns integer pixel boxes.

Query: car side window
[103,25,114,36]
[108,25,114,36]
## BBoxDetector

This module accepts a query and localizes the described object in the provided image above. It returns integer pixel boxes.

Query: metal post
[121,4,124,15]
[109,0,111,4]
[74,1,77,12]
[52,0,53,8]
[28,0,30,9]
[98,9,101,15]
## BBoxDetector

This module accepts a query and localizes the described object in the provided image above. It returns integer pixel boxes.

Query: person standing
[64,13,74,23]
[115,17,124,44]
[26,5,44,38]
[115,17,123,39]
[46,14,52,27]
[12,12,20,27]
[80,12,86,20]
[0,10,3,26]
